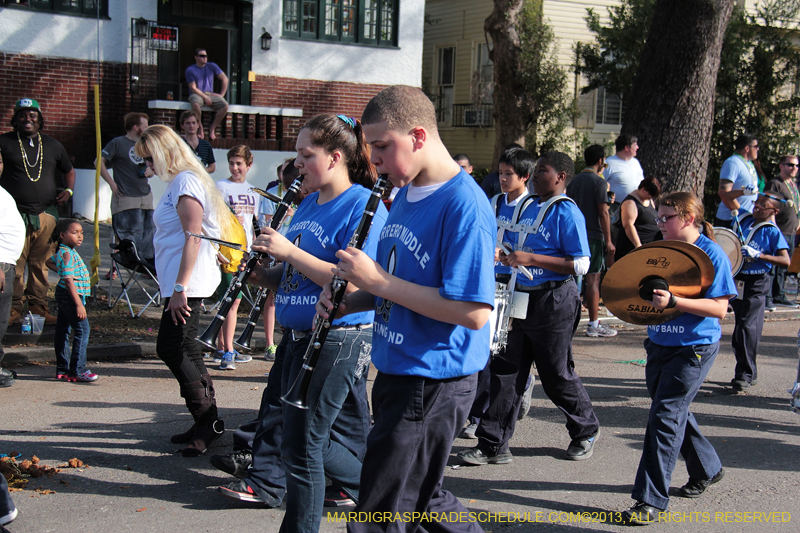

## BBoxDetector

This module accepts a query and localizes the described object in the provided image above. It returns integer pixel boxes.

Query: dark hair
[734,133,758,152]
[615,134,638,153]
[538,151,575,184]
[301,114,377,189]
[195,48,207,56]
[281,157,300,188]
[499,148,536,180]
[227,145,254,166]
[49,218,82,246]
[12,109,44,132]
[638,176,661,198]
[453,153,471,165]
[124,112,149,132]
[759,192,782,209]
[180,110,199,125]
[584,144,605,167]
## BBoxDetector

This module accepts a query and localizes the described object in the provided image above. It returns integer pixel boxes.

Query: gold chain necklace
[17,132,43,182]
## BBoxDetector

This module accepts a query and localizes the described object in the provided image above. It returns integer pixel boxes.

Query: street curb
[3,342,158,365]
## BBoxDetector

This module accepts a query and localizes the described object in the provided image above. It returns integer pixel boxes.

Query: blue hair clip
[337,114,356,129]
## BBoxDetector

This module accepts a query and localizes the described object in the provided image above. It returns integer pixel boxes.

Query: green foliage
[576,0,800,216]
[517,0,578,155]
[574,0,656,103]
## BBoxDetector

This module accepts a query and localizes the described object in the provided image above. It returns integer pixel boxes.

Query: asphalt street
[2,311,799,533]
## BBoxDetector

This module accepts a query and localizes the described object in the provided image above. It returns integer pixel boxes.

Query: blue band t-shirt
[371,170,496,379]
[738,215,789,275]
[275,184,387,332]
[647,234,736,346]
[515,197,590,286]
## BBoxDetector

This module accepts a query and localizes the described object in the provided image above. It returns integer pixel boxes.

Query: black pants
[156,297,208,384]
[349,372,482,533]
[732,273,769,383]
[475,281,599,455]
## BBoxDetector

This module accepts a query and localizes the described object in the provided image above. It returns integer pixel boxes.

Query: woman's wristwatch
[174,283,187,293]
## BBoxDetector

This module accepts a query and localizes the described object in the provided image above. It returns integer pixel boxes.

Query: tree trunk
[486,0,530,169]
[622,0,734,197]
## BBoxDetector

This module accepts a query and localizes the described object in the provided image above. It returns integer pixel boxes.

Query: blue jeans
[54,286,90,376]
[632,340,722,510]
[280,326,372,533]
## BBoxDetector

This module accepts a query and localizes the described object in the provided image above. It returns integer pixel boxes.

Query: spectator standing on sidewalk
[764,155,800,308]
[0,185,25,387]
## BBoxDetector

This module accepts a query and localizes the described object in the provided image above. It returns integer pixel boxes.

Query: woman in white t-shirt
[135,125,239,457]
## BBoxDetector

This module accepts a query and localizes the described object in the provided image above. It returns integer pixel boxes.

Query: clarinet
[282,175,388,409]
[234,216,268,350]
[196,176,305,349]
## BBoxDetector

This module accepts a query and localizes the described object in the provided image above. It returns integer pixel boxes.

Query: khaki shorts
[111,191,154,215]
[188,92,228,111]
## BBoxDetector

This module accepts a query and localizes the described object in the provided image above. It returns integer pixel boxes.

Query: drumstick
[500,243,534,280]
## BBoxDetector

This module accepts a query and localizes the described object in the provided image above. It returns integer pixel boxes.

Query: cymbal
[602,241,714,325]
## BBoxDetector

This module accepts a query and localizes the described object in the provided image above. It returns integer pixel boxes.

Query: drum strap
[493,192,536,250]
[741,217,777,247]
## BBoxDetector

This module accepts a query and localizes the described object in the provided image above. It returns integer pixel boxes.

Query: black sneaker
[218,480,267,504]
[210,450,252,479]
[621,501,664,525]
[731,379,750,391]
[456,447,513,465]
[772,297,798,307]
[566,429,599,461]
[673,468,724,498]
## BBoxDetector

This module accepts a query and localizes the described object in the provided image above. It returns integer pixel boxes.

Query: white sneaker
[586,323,617,337]
[220,351,236,370]
[0,506,17,526]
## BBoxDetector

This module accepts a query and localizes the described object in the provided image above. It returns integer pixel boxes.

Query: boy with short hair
[317,85,495,532]
[213,145,257,369]
[180,110,216,173]
[460,151,601,466]
[731,194,790,390]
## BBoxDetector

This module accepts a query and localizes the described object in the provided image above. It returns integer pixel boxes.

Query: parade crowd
[2,86,800,532]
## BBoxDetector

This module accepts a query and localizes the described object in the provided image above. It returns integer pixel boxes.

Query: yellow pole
[90,84,102,288]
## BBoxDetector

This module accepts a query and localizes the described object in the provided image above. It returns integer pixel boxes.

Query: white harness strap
[492,192,536,250]
[744,221,777,247]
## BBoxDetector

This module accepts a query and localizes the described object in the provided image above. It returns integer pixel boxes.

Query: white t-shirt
[215,178,258,248]
[153,170,221,298]
[0,186,25,265]
[603,154,644,201]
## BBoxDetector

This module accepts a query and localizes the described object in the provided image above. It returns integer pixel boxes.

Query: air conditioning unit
[464,108,492,127]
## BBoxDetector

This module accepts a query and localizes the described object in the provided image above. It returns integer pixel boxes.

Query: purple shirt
[185,62,222,93]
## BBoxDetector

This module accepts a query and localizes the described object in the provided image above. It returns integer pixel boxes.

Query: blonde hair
[135,125,238,239]
[660,191,716,242]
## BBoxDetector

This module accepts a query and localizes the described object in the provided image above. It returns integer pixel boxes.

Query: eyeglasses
[655,214,679,225]
[196,54,207,58]
[143,156,153,163]
[749,144,759,149]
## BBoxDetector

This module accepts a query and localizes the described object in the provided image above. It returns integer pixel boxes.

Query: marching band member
[620,192,735,524]
[730,194,790,391]
[221,113,387,533]
[135,125,239,456]
[459,151,600,466]
[317,85,495,533]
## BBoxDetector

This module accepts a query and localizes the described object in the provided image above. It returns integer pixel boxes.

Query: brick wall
[0,53,391,167]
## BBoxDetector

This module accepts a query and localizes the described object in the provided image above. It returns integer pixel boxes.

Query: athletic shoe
[765,302,777,312]
[0,506,18,526]
[457,447,513,465]
[212,351,224,364]
[235,351,252,363]
[264,344,277,361]
[566,429,599,461]
[731,378,750,391]
[458,423,477,439]
[68,370,98,382]
[773,297,798,307]
[218,480,265,504]
[56,373,69,380]
[586,323,617,337]
[210,450,252,479]
[324,487,355,507]
[220,351,236,370]
[673,468,724,498]
[0,368,16,388]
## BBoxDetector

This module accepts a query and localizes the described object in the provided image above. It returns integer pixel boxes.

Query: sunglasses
[196,54,207,58]
[782,163,798,168]
[655,214,679,225]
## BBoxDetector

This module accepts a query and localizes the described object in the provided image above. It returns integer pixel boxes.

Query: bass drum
[713,227,743,275]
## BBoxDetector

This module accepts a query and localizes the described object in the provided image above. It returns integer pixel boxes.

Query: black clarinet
[196,176,305,349]
[282,175,388,409]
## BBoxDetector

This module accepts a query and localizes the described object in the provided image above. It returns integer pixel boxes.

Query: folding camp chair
[108,239,161,318]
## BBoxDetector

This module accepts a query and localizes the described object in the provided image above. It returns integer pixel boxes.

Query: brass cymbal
[602,241,714,325]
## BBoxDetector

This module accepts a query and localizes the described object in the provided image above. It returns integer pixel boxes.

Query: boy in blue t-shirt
[459,151,601,466]
[731,194,790,391]
[317,85,495,532]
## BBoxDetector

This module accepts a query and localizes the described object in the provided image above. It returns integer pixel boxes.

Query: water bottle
[21,315,32,335]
